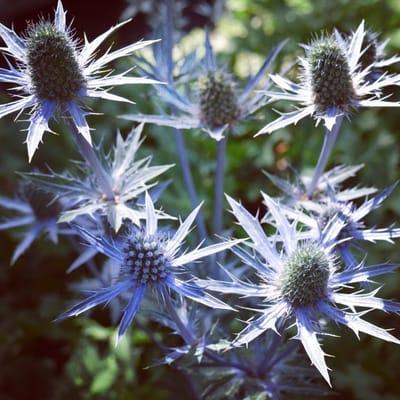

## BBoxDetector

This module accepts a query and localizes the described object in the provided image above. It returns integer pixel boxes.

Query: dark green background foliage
[1,0,400,399]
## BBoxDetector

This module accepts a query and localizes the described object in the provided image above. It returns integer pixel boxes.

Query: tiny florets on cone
[308,38,356,114]
[121,231,170,284]
[26,22,85,101]
[198,70,239,128]
[280,244,331,308]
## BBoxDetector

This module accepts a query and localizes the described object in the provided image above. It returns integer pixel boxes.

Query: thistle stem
[174,129,208,241]
[307,116,344,198]
[212,137,227,234]
[66,117,115,200]
[165,0,174,85]
[165,1,207,240]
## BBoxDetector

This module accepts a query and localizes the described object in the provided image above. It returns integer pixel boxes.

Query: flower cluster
[1,1,400,397]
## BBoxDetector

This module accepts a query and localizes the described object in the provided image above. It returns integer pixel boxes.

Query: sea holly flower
[265,164,377,210]
[121,30,285,140]
[198,335,330,399]
[0,0,160,161]
[203,193,400,385]
[278,182,400,269]
[0,182,70,264]
[257,21,400,135]
[57,194,239,342]
[24,123,173,232]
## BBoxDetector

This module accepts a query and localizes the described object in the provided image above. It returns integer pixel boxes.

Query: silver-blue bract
[265,164,377,209]
[0,1,160,161]
[257,21,400,135]
[278,182,400,269]
[204,193,400,385]
[199,335,330,399]
[57,193,239,343]
[24,123,173,232]
[343,26,400,82]
[120,27,285,140]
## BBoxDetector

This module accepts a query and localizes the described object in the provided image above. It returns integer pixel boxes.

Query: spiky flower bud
[26,22,85,102]
[280,244,330,308]
[121,231,170,284]
[198,71,239,129]
[308,38,356,113]
[20,182,61,221]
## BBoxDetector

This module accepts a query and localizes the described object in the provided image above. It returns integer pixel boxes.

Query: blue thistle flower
[277,182,400,269]
[200,334,331,399]
[265,164,377,208]
[0,1,160,161]
[0,181,70,264]
[57,193,239,342]
[204,193,400,385]
[257,21,400,135]
[23,123,173,232]
[121,29,285,140]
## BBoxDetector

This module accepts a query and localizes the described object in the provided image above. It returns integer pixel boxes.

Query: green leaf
[84,322,112,340]
[90,358,118,394]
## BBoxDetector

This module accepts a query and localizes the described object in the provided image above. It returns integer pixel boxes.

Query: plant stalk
[307,115,344,198]
[66,117,115,201]
[212,137,227,235]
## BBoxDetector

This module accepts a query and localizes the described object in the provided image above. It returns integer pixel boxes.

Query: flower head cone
[0,181,70,264]
[257,21,400,135]
[0,1,161,161]
[203,193,400,385]
[121,28,285,140]
[23,123,173,232]
[57,193,240,342]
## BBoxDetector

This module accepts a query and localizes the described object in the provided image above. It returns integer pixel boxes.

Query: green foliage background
[1,0,400,399]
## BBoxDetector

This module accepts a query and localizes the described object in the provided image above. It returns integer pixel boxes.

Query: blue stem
[213,137,227,235]
[164,0,174,85]
[67,117,115,201]
[174,129,208,241]
[307,116,344,198]
[164,1,207,240]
